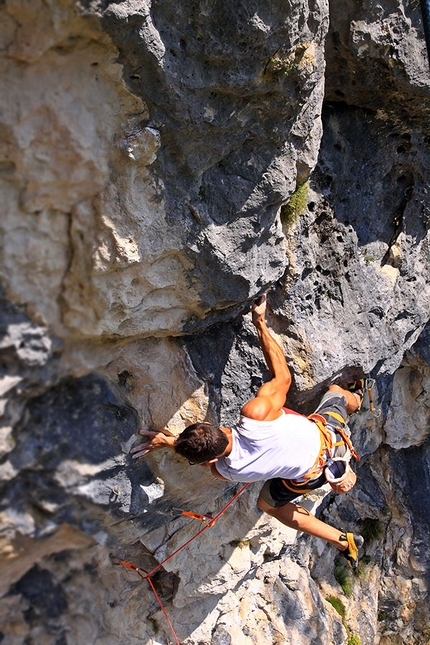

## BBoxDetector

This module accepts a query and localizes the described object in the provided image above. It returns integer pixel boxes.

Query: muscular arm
[241,295,292,421]
[130,428,176,459]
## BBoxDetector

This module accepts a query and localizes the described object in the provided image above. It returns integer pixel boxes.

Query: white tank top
[215,410,321,482]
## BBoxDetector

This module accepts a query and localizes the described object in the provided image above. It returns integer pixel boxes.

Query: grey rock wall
[0,1,430,644]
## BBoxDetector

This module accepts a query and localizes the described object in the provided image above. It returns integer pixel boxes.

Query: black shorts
[259,391,349,508]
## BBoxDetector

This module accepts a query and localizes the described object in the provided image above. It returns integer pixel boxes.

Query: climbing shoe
[339,532,364,569]
[348,379,367,411]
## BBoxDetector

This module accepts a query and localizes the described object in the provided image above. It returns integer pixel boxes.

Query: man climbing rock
[131,295,364,568]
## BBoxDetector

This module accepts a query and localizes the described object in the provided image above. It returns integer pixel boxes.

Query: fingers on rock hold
[253,294,267,307]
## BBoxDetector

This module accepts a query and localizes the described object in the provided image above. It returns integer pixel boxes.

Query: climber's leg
[257,495,346,548]
[257,493,363,567]
[326,384,361,414]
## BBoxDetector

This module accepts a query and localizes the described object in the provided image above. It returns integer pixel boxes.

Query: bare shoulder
[241,396,281,421]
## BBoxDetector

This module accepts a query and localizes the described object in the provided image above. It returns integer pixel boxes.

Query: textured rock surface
[0,1,430,644]
[0,0,329,340]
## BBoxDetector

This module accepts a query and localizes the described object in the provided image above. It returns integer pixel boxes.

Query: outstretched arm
[130,428,176,459]
[241,295,292,421]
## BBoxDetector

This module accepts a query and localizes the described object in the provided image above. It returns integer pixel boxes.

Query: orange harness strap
[281,413,331,489]
[308,413,360,465]
[303,413,336,480]
[334,425,360,462]
[283,413,360,488]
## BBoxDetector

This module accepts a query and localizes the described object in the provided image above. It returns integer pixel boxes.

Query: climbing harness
[306,412,359,471]
[295,378,382,493]
[281,404,361,497]
[306,412,360,493]
[113,483,250,644]
[281,378,382,496]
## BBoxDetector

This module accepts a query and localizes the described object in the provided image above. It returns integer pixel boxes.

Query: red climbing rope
[119,482,250,644]
[121,561,181,645]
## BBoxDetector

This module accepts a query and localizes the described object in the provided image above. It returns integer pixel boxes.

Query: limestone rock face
[1,0,329,340]
[326,0,430,119]
[0,1,430,645]
[384,326,430,450]
[275,106,430,387]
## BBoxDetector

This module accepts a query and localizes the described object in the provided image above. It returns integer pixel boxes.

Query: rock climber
[131,295,365,567]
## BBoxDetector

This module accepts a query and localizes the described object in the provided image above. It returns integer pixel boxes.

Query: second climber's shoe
[339,532,364,569]
[348,379,367,411]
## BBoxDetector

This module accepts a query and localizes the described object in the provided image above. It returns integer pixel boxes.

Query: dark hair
[174,422,228,464]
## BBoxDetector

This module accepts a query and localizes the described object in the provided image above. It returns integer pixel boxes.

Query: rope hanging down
[116,483,250,645]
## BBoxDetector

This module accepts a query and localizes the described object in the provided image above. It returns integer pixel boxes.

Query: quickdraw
[366,378,381,417]
[112,483,250,644]
[170,507,216,527]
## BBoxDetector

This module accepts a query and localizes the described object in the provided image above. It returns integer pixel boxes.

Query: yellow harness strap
[334,425,360,462]
[310,411,360,462]
[283,412,360,488]
[306,413,335,479]
[326,411,346,424]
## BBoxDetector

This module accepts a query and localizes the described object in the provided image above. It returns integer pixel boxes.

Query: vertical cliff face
[0,0,327,340]
[0,1,429,644]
